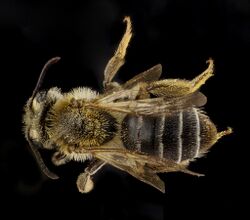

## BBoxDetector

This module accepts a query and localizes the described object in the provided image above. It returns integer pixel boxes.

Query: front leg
[76,159,106,193]
[52,152,70,166]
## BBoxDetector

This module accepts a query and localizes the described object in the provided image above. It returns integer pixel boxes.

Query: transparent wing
[90,91,205,116]
[85,147,201,193]
[122,64,162,89]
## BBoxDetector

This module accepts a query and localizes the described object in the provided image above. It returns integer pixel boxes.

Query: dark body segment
[121,108,217,163]
[181,110,200,161]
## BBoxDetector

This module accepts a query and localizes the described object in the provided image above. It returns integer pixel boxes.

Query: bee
[23,16,232,193]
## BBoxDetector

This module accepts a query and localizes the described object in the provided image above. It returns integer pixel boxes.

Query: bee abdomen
[121,108,217,162]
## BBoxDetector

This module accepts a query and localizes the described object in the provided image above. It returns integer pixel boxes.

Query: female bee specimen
[23,17,232,193]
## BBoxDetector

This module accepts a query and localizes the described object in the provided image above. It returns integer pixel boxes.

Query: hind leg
[147,59,214,98]
[190,58,214,92]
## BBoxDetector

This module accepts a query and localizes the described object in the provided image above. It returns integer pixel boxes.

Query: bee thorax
[48,104,118,148]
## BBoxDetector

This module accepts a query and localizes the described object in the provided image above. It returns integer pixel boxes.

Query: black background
[0,0,246,219]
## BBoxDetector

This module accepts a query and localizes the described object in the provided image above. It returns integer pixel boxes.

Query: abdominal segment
[121,108,217,163]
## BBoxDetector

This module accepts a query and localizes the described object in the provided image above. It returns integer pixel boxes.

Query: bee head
[23,57,61,180]
[24,88,62,145]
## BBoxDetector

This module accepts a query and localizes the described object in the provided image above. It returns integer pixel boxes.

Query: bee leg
[190,58,214,92]
[103,16,132,90]
[217,127,233,141]
[51,152,70,166]
[146,59,214,98]
[76,159,106,193]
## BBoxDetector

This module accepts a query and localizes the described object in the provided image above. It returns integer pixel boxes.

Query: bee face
[23,87,63,148]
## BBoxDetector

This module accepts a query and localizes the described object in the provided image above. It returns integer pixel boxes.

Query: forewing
[122,64,162,89]
[97,149,164,192]
[89,147,166,192]
[97,85,141,104]
[91,91,205,116]
[87,147,200,193]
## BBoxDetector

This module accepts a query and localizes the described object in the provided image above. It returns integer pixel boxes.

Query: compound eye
[36,91,47,103]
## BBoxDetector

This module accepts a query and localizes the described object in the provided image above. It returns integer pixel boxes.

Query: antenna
[30,57,61,107]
